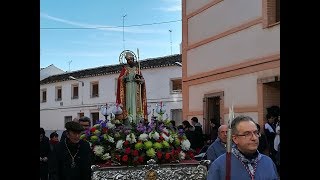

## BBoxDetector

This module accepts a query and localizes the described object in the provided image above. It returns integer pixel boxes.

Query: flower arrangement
[81,116,195,166]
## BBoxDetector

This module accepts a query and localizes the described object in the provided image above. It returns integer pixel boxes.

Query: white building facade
[40,54,183,133]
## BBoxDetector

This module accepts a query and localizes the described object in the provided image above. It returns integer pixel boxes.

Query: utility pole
[68,60,72,72]
[169,30,172,55]
[122,14,127,51]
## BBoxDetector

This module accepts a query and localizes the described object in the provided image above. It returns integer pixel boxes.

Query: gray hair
[231,115,255,135]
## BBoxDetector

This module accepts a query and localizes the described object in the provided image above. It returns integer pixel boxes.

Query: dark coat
[40,137,50,179]
[49,139,92,180]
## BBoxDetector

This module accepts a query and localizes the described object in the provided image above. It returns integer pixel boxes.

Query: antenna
[68,60,72,72]
[169,30,172,55]
[122,14,127,51]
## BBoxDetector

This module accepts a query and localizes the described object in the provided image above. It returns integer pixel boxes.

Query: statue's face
[125,53,134,66]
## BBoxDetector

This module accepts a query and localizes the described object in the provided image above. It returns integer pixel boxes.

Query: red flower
[188,152,194,159]
[159,136,164,141]
[123,140,129,147]
[156,151,162,159]
[115,154,121,161]
[102,127,108,134]
[132,150,139,156]
[125,147,131,154]
[90,127,96,132]
[138,156,144,163]
[122,155,128,162]
[165,153,171,160]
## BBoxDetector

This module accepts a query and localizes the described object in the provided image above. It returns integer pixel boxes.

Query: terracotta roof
[40,54,181,85]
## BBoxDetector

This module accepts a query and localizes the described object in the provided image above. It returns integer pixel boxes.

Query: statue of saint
[116,50,148,124]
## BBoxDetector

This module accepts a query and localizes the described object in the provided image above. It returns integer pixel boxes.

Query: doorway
[203,92,223,137]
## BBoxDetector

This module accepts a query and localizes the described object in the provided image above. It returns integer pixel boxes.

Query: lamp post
[100,103,112,121]
[69,76,84,105]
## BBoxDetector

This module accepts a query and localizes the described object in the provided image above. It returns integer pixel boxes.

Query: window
[64,116,72,125]
[41,89,47,102]
[263,0,280,27]
[55,86,62,101]
[91,82,99,98]
[71,84,79,99]
[91,112,100,126]
[170,78,182,93]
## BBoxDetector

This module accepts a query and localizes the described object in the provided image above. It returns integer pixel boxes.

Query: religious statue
[116,50,148,124]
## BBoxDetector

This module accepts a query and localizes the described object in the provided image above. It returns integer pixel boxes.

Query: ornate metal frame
[91,160,210,180]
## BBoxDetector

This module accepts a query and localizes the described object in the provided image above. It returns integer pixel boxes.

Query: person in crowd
[60,117,80,142]
[49,131,59,151]
[208,118,220,144]
[256,123,269,155]
[40,127,50,180]
[206,125,228,164]
[190,117,204,154]
[49,121,92,180]
[207,115,278,180]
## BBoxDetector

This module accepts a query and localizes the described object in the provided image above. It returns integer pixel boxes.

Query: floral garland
[81,117,195,166]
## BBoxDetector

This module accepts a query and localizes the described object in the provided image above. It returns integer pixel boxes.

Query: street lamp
[69,76,84,105]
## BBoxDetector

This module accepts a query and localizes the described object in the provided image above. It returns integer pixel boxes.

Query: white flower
[162,127,169,134]
[107,122,115,129]
[179,151,186,160]
[149,131,160,140]
[168,135,174,143]
[139,133,149,141]
[126,133,137,144]
[161,133,169,141]
[181,139,191,151]
[116,140,124,150]
[93,145,104,156]
[101,153,111,160]
[127,115,133,123]
[107,135,114,143]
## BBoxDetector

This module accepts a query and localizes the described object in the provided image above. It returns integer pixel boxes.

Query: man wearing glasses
[207,115,278,180]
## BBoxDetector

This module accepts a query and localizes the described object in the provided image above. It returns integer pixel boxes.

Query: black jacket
[49,139,92,180]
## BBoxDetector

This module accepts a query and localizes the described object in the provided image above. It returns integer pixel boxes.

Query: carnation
[126,133,137,144]
[107,122,115,129]
[181,139,191,151]
[168,135,174,143]
[149,131,160,140]
[116,140,124,150]
[161,133,169,141]
[101,153,111,160]
[146,148,156,157]
[162,127,169,134]
[93,145,104,156]
[179,151,186,160]
[138,133,149,141]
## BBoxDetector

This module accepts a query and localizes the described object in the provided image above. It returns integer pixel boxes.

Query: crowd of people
[40,117,93,180]
[41,105,280,179]
[41,51,280,179]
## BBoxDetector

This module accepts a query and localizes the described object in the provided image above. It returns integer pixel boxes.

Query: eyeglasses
[236,130,261,139]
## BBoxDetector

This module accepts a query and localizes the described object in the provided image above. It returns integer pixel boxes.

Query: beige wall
[187,24,280,77]
[222,112,258,124]
[188,0,261,45]
[188,67,279,111]
[185,0,213,15]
